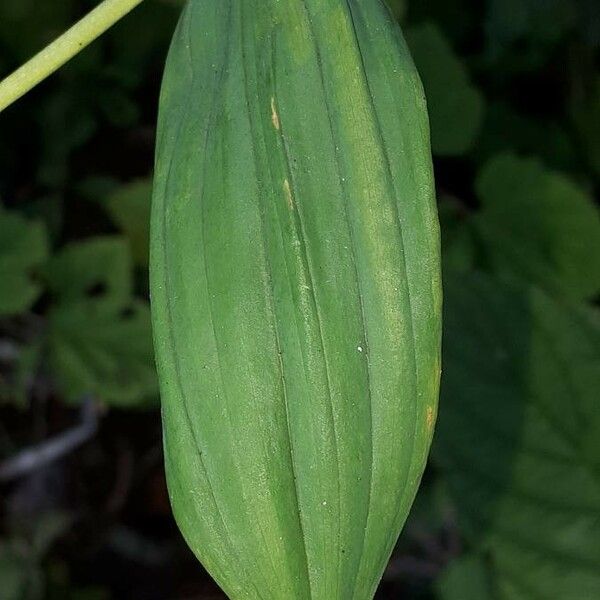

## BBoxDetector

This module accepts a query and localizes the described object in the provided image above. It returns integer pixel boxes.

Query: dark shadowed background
[1,0,599,598]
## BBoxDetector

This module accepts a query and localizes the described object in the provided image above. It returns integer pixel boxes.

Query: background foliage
[0,0,598,598]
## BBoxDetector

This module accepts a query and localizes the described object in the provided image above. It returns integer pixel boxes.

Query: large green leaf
[152,2,442,597]
[406,23,484,156]
[0,208,48,316]
[436,271,600,598]
[474,154,600,300]
[43,237,157,406]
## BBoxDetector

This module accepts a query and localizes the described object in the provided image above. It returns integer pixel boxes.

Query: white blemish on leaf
[271,96,280,130]
[283,178,294,210]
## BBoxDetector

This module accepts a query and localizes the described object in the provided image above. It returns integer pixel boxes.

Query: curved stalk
[0,0,145,114]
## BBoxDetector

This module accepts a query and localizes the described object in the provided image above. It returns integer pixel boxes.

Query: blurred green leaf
[474,154,600,300]
[47,300,157,407]
[0,542,43,600]
[407,23,485,156]
[406,0,477,46]
[75,176,120,203]
[384,0,407,21]
[20,194,65,244]
[35,87,98,189]
[30,512,72,558]
[0,208,48,316]
[0,0,76,62]
[476,103,578,172]
[485,0,577,49]
[437,555,493,600]
[481,0,579,72]
[96,87,140,128]
[43,238,157,407]
[402,478,455,536]
[68,588,111,600]
[436,271,600,598]
[108,0,180,86]
[103,179,152,267]
[571,75,600,177]
[487,0,529,42]
[0,511,72,600]
[438,197,477,272]
[43,237,132,312]
[0,342,41,409]
[577,0,600,48]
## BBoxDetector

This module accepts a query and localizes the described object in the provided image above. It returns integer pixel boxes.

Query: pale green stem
[0,0,146,114]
